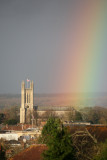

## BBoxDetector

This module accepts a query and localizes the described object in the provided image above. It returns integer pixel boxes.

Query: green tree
[5,119,18,125]
[0,113,5,124]
[41,117,76,160]
[3,106,19,124]
[0,145,6,160]
[93,140,107,160]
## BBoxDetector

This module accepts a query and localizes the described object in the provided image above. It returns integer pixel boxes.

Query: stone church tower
[20,80,34,124]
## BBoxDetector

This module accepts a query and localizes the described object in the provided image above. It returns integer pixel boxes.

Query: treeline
[0,106,107,125]
[80,106,107,124]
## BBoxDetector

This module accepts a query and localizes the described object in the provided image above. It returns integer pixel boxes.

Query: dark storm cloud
[0,0,72,93]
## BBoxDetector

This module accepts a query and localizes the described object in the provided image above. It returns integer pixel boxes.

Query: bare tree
[41,110,57,121]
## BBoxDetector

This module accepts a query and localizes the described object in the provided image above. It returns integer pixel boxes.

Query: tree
[0,145,6,160]
[3,106,19,124]
[41,117,76,160]
[93,140,107,160]
[41,110,57,121]
[81,106,107,124]
[0,113,5,124]
[65,110,82,122]
[33,110,39,126]
[74,111,83,121]
[65,111,74,121]
[5,119,18,125]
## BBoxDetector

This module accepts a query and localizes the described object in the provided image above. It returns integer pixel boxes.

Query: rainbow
[56,1,107,106]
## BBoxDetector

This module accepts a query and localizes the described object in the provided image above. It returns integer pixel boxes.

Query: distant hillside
[0,92,107,109]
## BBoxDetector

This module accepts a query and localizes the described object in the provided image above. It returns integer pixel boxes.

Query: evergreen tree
[42,117,76,160]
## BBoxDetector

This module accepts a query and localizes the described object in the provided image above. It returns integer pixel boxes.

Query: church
[20,80,76,124]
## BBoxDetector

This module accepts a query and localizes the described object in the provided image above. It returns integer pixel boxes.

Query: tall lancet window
[29,94,30,103]
[25,93,26,103]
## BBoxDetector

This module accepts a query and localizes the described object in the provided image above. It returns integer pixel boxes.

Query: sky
[0,0,107,94]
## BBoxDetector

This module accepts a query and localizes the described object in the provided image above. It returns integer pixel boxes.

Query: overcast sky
[0,0,107,94]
